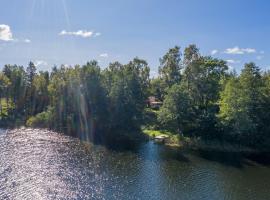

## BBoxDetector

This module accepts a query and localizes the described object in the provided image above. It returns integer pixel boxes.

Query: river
[0,128,270,200]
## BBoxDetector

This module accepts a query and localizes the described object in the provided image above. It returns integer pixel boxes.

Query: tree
[33,71,50,114]
[3,65,27,117]
[158,84,193,134]
[218,63,267,146]
[184,44,200,66]
[159,46,182,88]
[104,58,150,130]
[182,55,228,136]
[149,77,167,101]
[25,62,37,116]
[47,62,109,141]
[0,73,11,116]
[80,61,109,140]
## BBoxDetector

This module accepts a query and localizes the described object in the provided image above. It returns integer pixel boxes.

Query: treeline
[0,44,270,148]
[0,58,150,141]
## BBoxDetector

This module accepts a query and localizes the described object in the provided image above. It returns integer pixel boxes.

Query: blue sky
[0,0,269,75]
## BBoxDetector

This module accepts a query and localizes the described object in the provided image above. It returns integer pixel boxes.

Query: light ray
[61,0,71,29]
[30,0,37,18]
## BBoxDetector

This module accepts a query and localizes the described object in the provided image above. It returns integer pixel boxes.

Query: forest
[1,44,270,150]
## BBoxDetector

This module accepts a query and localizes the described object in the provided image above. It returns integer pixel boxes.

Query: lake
[0,128,270,200]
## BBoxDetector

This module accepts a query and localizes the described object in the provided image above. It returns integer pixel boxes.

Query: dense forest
[1,44,270,149]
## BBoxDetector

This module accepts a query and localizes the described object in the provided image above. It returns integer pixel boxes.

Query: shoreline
[1,126,268,154]
[143,129,265,153]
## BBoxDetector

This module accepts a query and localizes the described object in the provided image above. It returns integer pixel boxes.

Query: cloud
[34,60,48,67]
[99,53,108,58]
[59,30,96,38]
[24,39,31,43]
[211,49,218,55]
[0,24,31,43]
[244,48,256,53]
[0,24,14,41]
[224,46,256,54]
[95,32,101,37]
[226,59,240,64]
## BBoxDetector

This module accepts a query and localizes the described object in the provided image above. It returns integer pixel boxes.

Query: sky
[0,0,270,75]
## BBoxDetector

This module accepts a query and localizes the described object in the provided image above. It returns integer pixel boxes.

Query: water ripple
[1,128,270,200]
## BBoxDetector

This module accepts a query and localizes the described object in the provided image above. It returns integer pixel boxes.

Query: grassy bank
[142,128,260,153]
[142,128,185,147]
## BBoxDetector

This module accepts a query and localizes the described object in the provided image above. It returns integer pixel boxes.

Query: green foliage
[32,71,50,114]
[218,63,270,147]
[2,44,270,150]
[158,47,228,138]
[104,58,150,130]
[149,78,167,100]
[182,55,228,136]
[26,108,53,128]
[3,64,27,119]
[47,62,109,140]
[159,46,182,88]
[158,84,193,134]
[0,73,11,117]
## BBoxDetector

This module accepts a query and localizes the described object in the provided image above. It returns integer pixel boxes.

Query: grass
[142,108,183,147]
[143,129,172,137]
[142,128,183,147]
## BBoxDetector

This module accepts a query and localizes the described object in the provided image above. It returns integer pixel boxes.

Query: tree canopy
[1,45,270,149]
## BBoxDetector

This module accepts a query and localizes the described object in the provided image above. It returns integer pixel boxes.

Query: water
[0,129,270,200]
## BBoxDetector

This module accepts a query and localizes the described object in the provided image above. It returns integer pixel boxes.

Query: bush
[26,109,53,128]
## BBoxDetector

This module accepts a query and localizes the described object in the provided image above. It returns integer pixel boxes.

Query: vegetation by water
[1,44,270,150]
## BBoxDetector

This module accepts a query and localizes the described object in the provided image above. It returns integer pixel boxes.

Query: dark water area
[0,128,270,200]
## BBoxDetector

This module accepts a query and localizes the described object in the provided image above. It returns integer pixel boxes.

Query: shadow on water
[54,128,270,169]
[244,153,270,166]
[97,136,191,163]
[94,133,270,169]
[194,150,270,168]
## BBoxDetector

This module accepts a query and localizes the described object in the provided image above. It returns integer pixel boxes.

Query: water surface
[0,129,270,200]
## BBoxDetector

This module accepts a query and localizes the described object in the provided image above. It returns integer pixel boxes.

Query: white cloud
[24,39,31,43]
[59,30,95,38]
[244,48,256,53]
[224,46,256,54]
[260,51,265,54]
[0,24,13,41]
[211,49,218,55]
[95,32,101,37]
[34,60,48,67]
[0,24,31,44]
[226,59,240,64]
[99,53,108,58]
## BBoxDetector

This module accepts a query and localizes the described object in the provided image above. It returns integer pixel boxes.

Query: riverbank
[1,125,266,153]
[142,128,263,153]
[142,129,184,148]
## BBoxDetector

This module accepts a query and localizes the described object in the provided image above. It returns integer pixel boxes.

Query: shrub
[26,108,53,128]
